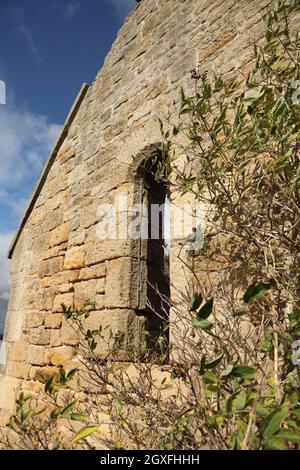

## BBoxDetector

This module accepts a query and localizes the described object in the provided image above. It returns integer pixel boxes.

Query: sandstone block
[28,327,50,346]
[31,367,60,382]
[49,224,70,248]
[6,362,31,380]
[64,246,86,270]
[26,311,45,328]
[50,330,63,347]
[55,283,74,294]
[85,238,131,265]
[69,270,80,282]
[96,278,105,294]
[20,380,44,395]
[29,206,45,226]
[53,293,74,312]
[82,309,138,359]
[27,345,45,365]
[44,346,74,366]
[0,409,12,428]
[0,376,20,412]
[44,209,63,232]
[42,245,63,260]
[38,257,63,278]
[44,313,63,329]
[61,317,80,346]
[105,257,133,308]
[78,264,106,281]
[9,343,29,362]
[57,146,76,164]
[68,230,86,247]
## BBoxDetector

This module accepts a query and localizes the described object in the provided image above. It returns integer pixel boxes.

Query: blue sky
[0,0,136,301]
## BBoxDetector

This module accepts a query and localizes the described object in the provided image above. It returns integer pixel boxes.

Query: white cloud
[0,106,61,190]
[107,0,136,18]
[9,7,41,62]
[62,2,81,18]
[0,103,61,303]
[52,1,81,20]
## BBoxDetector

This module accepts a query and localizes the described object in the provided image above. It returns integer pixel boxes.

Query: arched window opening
[135,150,170,351]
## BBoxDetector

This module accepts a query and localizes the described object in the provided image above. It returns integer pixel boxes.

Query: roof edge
[8,82,90,259]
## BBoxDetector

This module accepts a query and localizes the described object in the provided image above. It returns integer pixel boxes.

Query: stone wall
[0,0,271,428]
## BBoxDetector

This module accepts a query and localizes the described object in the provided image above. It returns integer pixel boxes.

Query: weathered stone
[57,146,76,164]
[64,246,86,270]
[6,362,31,380]
[55,283,74,294]
[96,278,105,294]
[0,409,12,428]
[28,328,50,346]
[85,239,132,265]
[29,206,45,226]
[69,270,80,282]
[49,224,70,247]
[68,230,86,247]
[105,258,133,308]
[82,310,138,358]
[0,376,20,412]
[42,245,64,260]
[26,311,45,328]
[27,345,45,365]
[38,257,63,278]
[40,271,70,288]
[50,329,63,347]
[44,346,74,366]
[44,313,63,329]
[60,317,80,346]
[78,264,106,281]
[31,367,60,382]
[9,343,29,362]
[53,293,74,312]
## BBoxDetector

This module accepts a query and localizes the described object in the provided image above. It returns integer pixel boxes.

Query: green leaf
[205,351,224,369]
[262,404,289,439]
[260,335,273,353]
[51,408,62,420]
[6,418,15,429]
[266,155,289,174]
[265,436,288,450]
[255,404,272,418]
[173,125,180,136]
[276,429,300,442]
[60,401,76,418]
[243,282,273,303]
[228,390,247,412]
[197,298,214,319]
[190,293,203,311]
[45,376,55,394]
[233,366,257,379]
[221,362,235,378]
[203,370,218,384]
[70,413,89,422]
[66,368,78,381]
[199,356,206,375]
[193,318,213,330]
[70,425,98,443]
